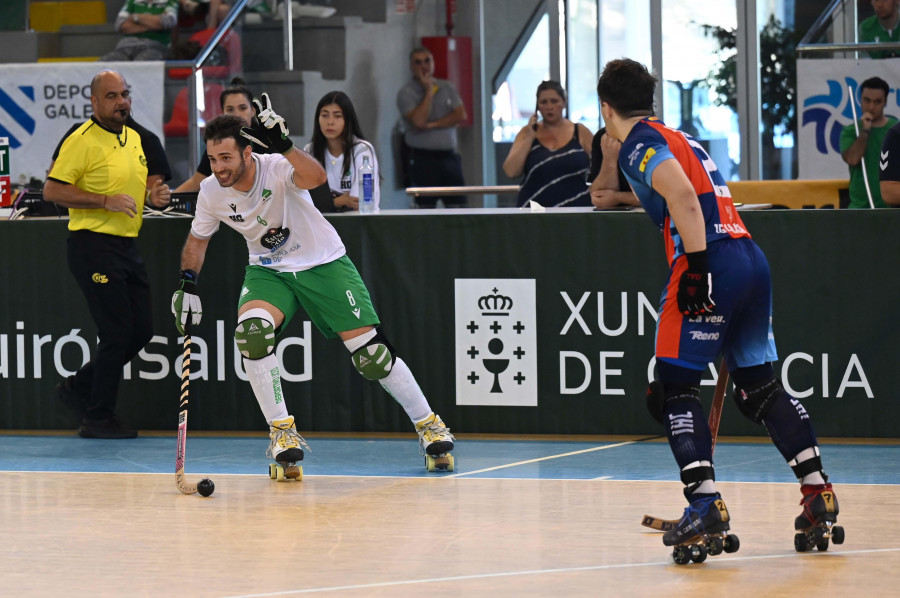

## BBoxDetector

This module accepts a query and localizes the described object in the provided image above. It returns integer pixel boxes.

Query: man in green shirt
[859,0,900,58]
[102,0,179,61]
[840,76,897,208]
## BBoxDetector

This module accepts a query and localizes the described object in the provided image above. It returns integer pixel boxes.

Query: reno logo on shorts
[261,227,290,252]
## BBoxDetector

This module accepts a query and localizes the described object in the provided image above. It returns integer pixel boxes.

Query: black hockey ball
[197,478,215,497]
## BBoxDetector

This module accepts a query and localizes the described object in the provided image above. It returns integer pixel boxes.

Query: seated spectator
[840,76,897,208]
[179,0,231,30]
[175,78,274,192]
[102,1,180,62]
[303,91,379,212]
[859,0,900,58]
[589,127,639,209]
[502,80,593,207]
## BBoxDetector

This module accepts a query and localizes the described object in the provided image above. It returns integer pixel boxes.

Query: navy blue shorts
[655,237,778,371]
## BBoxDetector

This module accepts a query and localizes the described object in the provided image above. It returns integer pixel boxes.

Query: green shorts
[238,255,380,339]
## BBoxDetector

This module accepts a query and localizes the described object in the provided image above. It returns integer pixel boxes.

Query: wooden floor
[1,472,897,597]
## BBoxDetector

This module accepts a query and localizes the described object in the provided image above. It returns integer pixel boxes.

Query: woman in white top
[303,91,379,212]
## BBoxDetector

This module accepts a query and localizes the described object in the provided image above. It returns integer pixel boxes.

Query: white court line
[446,439,640,478]
[222,547,900,597]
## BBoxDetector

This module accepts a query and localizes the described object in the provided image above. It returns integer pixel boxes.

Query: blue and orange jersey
[619,117,750,265]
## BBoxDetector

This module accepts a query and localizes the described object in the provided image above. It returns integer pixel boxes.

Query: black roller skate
[663,493,740,565]
[794,483,844,552]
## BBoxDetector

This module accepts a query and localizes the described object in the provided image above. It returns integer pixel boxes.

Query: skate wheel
[284,465,303,481]
[832,525,845,544]
[268,463,277,479]
[672,545,692,565]
[425,455,435,472]
[794,532,810,552]
[723,534,740,553]
[690,543,707,563]
[275,465,286,482]
[446,454,455,472]
[706,536,724,556]
[816,538,830,552]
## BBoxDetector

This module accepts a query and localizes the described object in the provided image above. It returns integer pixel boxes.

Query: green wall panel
[0,210,896,437]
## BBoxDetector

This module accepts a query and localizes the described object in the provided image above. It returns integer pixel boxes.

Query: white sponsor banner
[455,279,538,407]
[0,61,165,184]
[797,58,900,179]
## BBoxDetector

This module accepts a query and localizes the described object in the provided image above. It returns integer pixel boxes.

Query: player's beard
[215,158,248,188]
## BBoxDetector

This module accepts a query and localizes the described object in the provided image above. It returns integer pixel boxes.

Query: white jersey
[302,137,380,209]
[192,153,346,272]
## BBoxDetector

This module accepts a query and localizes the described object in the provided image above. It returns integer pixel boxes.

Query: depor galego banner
[0,61,165,185]
[797,58,900,180]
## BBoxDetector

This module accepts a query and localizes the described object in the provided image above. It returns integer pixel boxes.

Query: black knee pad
[646,381,701,425]
[733,375,782,424]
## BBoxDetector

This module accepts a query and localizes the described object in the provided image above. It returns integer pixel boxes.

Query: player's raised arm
[240,92,326,190]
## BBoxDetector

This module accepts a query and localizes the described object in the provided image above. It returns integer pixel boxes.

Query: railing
[163,0,253,173]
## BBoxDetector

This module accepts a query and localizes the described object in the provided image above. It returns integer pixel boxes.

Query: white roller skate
[415,412,455,472]
[266,416,309,482]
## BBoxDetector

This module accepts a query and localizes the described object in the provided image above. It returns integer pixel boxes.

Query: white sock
[377,357,431,423]
[244,354,289,425]
[791,447,826,485]
[683,460,717,495]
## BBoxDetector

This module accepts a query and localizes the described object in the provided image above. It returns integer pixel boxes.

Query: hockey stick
[641,360,729,531]
[848,82,876,209]
[175,322,214,496]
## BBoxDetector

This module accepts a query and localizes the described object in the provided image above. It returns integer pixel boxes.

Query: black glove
[677,250,715,316]
[171,269,202,335]
[239,92,293,154]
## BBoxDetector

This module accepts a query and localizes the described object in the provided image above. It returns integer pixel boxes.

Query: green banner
[0,210,896,437]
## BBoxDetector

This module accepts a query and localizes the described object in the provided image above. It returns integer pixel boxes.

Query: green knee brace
[235,317,276,359]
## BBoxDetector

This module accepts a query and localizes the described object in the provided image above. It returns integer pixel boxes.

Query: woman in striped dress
[503,80,593,207]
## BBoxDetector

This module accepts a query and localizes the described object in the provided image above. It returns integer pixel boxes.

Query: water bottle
[359,155,375,214]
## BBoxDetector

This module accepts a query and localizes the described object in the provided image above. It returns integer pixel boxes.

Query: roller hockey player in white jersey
[170,95,455,477]
[596,59,842,563]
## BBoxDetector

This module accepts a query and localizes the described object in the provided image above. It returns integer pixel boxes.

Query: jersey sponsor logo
[689,331,720,341]
[688,314,725,324]
[714,223,747,235]
[627,143,644,166]
[257,215,268,226]
[261,226,290,252]
[261,189,272,202]
[227,203,245,222]
[638,147,656,172]
[91,273,108,284]
[882,150,889,171]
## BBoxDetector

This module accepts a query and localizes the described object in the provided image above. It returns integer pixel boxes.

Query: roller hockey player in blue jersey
[596,58,842,562]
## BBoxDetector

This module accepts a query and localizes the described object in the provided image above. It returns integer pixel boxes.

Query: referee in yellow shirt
[44,70,171,439]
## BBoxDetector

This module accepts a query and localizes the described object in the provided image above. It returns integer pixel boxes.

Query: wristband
[180,269,199,282]
[684,250,708,272]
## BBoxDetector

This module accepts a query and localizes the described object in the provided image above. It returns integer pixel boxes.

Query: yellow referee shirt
[49,118,148,237]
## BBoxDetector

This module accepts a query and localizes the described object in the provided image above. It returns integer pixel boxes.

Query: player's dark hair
[596,58,657,118]
[860,76,890,98]
[204,114,251,151]
[219,77,254,110]
[309,91,367,179]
